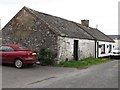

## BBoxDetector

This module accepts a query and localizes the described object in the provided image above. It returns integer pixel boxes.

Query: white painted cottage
[78,21,115,58]
[2,6,114,62]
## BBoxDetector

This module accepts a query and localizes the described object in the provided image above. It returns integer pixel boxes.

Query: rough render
[2,8,58,55]
[57,36,95,61]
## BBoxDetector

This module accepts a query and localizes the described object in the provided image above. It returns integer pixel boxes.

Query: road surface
[2,60,118,88]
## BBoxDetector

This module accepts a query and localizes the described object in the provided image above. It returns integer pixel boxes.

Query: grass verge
[55,58,111,68]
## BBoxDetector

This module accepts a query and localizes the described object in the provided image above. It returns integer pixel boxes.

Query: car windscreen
[113,47,120,50]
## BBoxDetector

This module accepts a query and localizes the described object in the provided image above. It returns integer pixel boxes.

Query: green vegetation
[38,48,56,65]
[56,58,111,68]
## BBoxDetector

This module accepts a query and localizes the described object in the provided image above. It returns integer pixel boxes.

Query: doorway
[74,40,78,60]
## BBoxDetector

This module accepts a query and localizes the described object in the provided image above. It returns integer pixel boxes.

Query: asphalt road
[2,60,119,88]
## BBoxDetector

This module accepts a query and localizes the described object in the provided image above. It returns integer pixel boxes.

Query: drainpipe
[95,40,98,58]
[0,19,1,30]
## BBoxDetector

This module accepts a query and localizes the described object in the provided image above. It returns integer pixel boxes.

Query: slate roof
[77,24,114,42]
[24,7,94,40]
[108,35,120,40]
[4,6,115,42]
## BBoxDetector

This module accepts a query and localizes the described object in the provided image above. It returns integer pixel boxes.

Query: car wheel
[14,59,24,69]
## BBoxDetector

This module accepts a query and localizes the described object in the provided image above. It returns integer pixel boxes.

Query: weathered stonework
[2,8,58,55]
[57,36,95,62]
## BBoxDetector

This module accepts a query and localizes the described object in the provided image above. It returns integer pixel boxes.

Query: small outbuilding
[2,6,114,62]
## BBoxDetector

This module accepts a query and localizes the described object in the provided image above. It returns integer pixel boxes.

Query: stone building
[2,6,114,62]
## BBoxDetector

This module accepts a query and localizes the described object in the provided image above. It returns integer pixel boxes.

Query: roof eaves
[91,27,115,42]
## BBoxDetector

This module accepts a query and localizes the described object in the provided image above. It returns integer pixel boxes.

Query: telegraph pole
[0,19,2,45]
[0,19,1,30]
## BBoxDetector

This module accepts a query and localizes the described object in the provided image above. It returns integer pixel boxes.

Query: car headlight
[32,52,37,56]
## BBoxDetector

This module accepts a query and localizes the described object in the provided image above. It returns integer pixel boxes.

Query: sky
[0,0,119,35]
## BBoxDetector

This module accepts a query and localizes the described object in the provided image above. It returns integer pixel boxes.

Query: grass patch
[56,58,111,68]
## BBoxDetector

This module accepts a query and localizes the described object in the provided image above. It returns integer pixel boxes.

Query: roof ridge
[23,6,95,39]
[23,6,83,28]
[24,6,114,42]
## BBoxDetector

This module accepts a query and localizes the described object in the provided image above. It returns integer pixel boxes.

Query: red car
[0,44,38,68]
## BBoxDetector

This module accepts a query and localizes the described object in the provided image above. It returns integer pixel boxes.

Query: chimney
[81,20,89,27]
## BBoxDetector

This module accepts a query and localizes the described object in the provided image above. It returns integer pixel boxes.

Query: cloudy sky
[0,0,119,35]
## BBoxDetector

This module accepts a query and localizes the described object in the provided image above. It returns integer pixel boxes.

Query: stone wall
[57,36,95,62]
[57,36,74,61]
[2,8,58,55]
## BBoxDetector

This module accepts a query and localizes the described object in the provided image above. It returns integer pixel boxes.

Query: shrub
[38,48,56,65]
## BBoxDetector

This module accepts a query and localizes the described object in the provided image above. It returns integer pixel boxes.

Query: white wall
[79,39,95,59]
[57,36,95,62]
[97,41,114,57]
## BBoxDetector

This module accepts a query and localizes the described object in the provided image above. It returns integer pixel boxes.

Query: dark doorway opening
[74,40,78,60]
[97,42,99,58]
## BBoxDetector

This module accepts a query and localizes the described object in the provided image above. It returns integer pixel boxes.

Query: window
[0,46,14,52]
[109,44,112,53]
[113,45,115,48]
[99,45,102,48]
[100,44,105,54]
